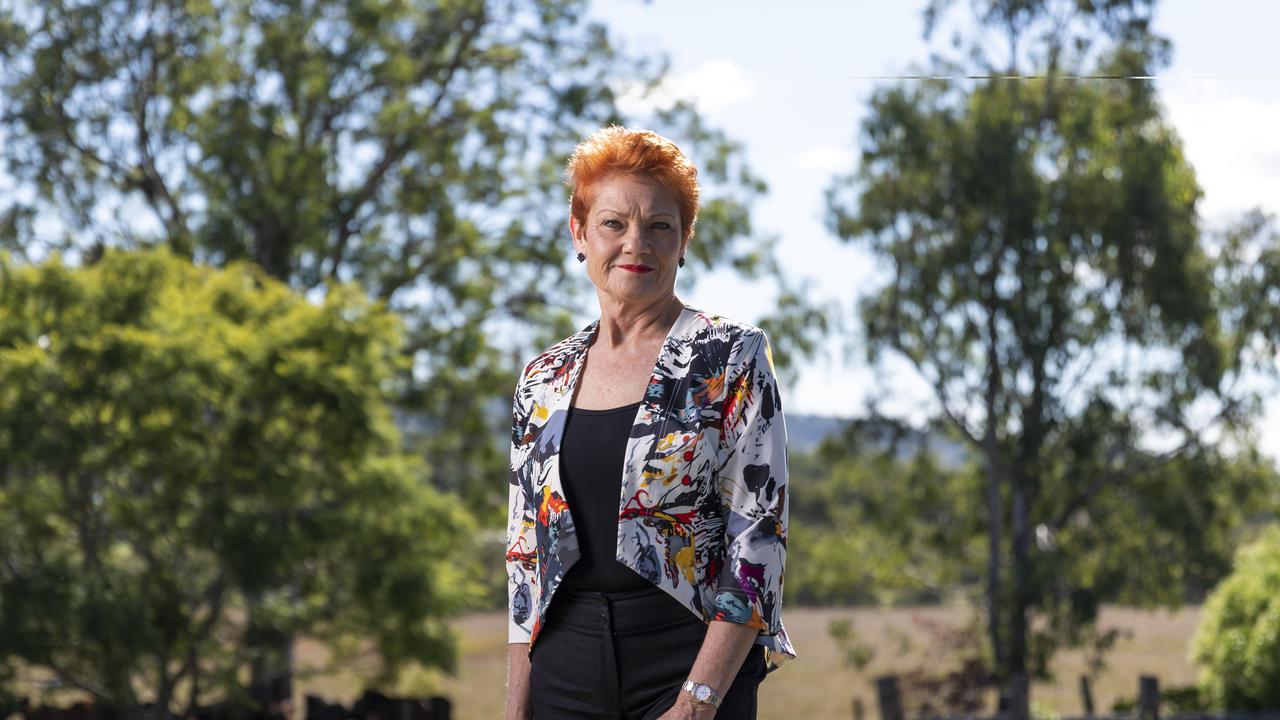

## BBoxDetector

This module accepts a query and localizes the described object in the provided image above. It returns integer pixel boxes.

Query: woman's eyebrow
[594,206,677,219]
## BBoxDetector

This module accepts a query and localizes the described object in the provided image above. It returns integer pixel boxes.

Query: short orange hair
[565,125,700,240]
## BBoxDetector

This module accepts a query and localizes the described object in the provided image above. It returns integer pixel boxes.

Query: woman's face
[570,172,687,308]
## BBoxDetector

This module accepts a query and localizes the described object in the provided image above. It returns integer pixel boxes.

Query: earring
[678,256,685,268]
[576,252,586,262]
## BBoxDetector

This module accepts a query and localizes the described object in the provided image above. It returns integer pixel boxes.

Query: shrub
[1190,525,1280,710]
[0,248,475,713]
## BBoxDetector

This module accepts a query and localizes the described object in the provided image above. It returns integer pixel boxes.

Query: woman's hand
[654,693,718,719]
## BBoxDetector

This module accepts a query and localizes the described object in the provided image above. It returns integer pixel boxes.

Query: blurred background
[1,0,1279,718]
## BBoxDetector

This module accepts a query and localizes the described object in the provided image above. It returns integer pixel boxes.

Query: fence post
[875,676,903,720]
[1138,676,1159,720]
[1079,676,1095,718]
[427,697,451,720]
[1009,674,1029,720]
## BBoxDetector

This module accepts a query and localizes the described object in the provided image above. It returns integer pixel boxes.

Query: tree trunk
[1010,470,1030,695]
[982,278,1007,677]
[983,444,1005,675]
[247,596,294,713]
[252,214,292,281]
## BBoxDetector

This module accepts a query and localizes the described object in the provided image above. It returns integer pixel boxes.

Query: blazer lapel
[619,304,703,505]
[534,304,702,584]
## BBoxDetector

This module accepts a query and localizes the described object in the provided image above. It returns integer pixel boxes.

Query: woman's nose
[621,225,649,253]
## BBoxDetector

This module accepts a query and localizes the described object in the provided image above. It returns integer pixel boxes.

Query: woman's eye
[603,219,623,229]
[652,221,672,230]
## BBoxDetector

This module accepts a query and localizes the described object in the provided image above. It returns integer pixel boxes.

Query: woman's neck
[594,294,685,350]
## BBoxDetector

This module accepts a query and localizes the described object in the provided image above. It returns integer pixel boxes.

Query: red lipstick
[618,264,653,273]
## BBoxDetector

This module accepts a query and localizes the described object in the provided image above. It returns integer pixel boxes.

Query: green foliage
[0,0,820,615]
[827,618,877,672]
[0,248,475,713]
[787,419,983,606]
[1213,211,1280,364]
[1162,685,1211,713]
[1192,526,1280,710]
[1112,696,1136,713]
[1029,701,1060,720]
[826,0,1280,685]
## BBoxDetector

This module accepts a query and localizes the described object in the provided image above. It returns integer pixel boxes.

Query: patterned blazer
[505,303,796,671]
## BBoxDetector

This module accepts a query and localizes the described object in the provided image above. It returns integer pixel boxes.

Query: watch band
[681,680,722,708]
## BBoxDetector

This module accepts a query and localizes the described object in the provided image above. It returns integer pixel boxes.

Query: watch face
[695,686,711,702]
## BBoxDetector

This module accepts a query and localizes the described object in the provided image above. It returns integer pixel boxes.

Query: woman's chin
[597,277,671,303]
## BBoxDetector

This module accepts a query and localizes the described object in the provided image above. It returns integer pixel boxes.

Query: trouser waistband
[547,584,705,636]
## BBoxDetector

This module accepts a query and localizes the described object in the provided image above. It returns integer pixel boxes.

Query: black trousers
[528,584,767,719]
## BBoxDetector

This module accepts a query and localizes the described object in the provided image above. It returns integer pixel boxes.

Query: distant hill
[393,404,970,469]
[786,412,970,468]
[785,413,849,453]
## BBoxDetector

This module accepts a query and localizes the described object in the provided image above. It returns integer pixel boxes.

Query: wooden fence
[2,689,451,720]
[874,674,1280,720]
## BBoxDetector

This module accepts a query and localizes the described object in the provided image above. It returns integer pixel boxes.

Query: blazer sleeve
[712,328,789,636]
[506,365,537,643]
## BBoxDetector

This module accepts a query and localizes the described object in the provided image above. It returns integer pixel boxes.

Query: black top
[558,399,652,593]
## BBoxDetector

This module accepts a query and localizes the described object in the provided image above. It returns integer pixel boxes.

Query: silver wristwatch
[681,680,722,708]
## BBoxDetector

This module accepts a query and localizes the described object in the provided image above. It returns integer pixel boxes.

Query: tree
[0,0,827,689]
[0,0,806,519]
[789,414,1276,637]
[787,418,982,607]
[1192,525,1280,710]
[0,248,474,718]
[1214,211,1280,368]
[825,0,1279,704]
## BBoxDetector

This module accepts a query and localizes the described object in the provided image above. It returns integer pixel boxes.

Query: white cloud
[617,58,755,117]
[1159,79,1280,461]
[790,143,857,174]
[1159,79,1280,223]
[1262,395,1280,465]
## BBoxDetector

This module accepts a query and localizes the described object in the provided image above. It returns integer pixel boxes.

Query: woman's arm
[711,328,789,638]
[505,642,532,720]
[505,365,536,720]
[659,327,790,718]
[659,621,760,719]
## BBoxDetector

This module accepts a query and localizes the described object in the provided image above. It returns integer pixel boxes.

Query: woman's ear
[569,214,584,252]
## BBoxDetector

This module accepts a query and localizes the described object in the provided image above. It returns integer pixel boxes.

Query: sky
[583,0,1280,460]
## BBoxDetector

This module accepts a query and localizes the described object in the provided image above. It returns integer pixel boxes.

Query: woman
[504,126,795,720]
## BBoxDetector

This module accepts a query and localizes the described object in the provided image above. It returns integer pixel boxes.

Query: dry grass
[292,604,1204,720]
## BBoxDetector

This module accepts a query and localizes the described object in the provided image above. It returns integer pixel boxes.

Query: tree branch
[129,24,191,249]
[1045,391,1239,534]
[327,16,486,279]
[890,333,982,448]
[176,570,230,716]
[43,658,115,704]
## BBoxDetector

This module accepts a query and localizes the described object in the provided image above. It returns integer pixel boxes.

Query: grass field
[294,604,1204,720]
